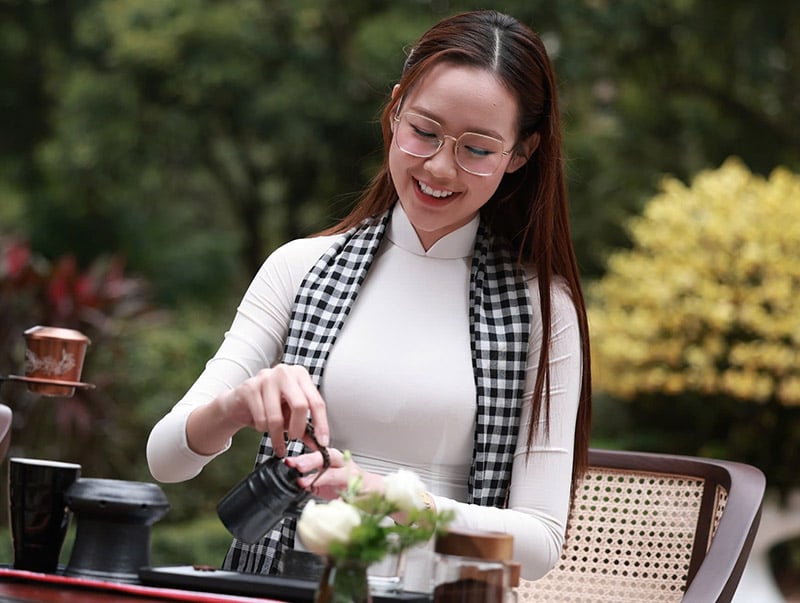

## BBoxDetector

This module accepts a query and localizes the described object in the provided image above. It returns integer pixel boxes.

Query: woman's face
[389,62,526,250]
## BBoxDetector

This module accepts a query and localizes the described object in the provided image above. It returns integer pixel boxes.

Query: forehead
[403,63,519,137]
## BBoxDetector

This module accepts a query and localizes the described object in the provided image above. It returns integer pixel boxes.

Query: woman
[147,9,591,589]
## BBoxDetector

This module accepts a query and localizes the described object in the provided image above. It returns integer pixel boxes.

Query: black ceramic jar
[64,478,170,583]
[217,456,311,544]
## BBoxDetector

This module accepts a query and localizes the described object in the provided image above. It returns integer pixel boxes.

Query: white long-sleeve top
[147,203,582,587]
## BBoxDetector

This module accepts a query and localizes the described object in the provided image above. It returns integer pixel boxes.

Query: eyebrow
[407,105,506,141]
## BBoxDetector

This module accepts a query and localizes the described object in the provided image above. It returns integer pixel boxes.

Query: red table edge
[0,566,280,602]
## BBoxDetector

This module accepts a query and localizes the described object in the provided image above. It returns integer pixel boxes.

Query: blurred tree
[2,0,430,305]
[589,158,800,495]
[513,0,800,276]
[2,0,798,293]
[1,0,799,527]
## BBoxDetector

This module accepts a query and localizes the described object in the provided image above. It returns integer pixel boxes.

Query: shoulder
[523,270,579,329]
[268,234,343,270]
[253,234,343,292]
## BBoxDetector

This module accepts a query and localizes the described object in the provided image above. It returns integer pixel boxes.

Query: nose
[423,135,459,180]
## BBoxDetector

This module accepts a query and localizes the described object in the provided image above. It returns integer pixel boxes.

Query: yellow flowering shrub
[590,158,800,406]
[589,158,800,491]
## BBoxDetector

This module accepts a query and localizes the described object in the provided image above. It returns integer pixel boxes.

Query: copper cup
[23,326,91,397]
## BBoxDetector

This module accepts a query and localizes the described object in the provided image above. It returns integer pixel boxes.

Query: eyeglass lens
[395,113,507,176]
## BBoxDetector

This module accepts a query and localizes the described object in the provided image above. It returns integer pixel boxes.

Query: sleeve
[146,237,334,483]
[432,279,582,581]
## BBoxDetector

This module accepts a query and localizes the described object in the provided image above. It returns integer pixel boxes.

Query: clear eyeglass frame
[392,111,514,177]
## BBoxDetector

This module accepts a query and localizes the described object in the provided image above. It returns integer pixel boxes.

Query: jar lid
[435,529,513,561]
[66,478,170,523]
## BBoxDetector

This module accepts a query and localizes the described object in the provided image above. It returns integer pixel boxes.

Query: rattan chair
[518,448,765,603]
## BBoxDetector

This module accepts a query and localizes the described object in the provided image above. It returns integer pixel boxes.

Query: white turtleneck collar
[386,202,479,260]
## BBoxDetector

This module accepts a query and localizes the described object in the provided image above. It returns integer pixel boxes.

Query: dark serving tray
[138,566,432,603]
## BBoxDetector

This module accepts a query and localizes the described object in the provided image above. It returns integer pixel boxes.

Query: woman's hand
[186,364,329,458]
[285,448,385,501]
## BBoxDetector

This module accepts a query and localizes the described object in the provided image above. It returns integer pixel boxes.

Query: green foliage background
[0,0,798,570]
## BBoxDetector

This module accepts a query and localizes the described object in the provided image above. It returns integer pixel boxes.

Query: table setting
[0,326,520,603]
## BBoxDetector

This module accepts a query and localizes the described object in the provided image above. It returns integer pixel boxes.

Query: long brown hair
[323,10,591,492]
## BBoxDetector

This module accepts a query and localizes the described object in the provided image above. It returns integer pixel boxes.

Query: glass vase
[315,558,372,603]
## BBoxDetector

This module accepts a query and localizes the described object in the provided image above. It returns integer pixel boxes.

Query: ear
[505,132,541,174]
[390,85,400,133]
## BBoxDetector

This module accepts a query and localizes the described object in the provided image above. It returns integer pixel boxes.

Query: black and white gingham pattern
[223,206,530,574]
[224,211,388,575]
[468,221,531,505]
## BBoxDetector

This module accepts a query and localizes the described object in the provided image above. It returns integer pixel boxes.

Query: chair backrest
[518,448,765,603]
[0,403,11,461]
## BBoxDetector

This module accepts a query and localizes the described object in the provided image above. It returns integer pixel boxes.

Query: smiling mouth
[417,179,455,199]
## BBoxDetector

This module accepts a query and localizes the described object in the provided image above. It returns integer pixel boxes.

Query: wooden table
[0,566,428,603]
[0,580,183,602]
[0,567,278,602]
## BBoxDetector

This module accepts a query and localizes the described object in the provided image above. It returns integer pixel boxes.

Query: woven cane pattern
[520,467,713,603]
[707,484,728,549]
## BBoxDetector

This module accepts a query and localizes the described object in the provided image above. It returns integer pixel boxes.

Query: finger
[287,447,345,474]
[301,379,329,447]
[244,386,267,431]
[277,371,312,442]
[297,462,361,499]
[218,381,264,430]
[297,469,343,499]
[261,374,288,457]
[301,429,329,468]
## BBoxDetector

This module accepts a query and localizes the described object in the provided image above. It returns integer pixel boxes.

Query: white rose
[297,499,362,556]
[383,469,426,512]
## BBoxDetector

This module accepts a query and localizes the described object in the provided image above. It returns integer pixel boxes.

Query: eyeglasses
[392,111,513,177]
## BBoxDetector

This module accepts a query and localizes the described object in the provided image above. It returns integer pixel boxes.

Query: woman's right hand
[186,364,329,458]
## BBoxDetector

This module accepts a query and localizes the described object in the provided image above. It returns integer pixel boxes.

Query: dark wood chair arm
[681,459,765,603]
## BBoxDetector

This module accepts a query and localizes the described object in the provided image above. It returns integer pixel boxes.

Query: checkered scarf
[223,206,531,575]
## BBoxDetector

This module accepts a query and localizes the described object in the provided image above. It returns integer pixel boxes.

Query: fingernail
[320,433,329,447]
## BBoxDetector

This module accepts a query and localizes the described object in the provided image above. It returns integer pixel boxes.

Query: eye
[411,124,439,140]
[459,133,504,160]
[462,144,493,158]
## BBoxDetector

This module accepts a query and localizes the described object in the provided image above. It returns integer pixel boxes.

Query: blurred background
[1,0,798,597]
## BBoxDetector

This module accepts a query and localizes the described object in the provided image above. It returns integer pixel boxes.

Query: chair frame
[590,449,764,602]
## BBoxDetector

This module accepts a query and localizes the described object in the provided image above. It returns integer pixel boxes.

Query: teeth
[418,180,454,198]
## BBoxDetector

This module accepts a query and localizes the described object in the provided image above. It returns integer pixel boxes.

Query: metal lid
[24,325,91,343]
[435,528,514,561]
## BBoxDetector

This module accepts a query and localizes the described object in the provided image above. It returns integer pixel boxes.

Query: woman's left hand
[285,448,383,501]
